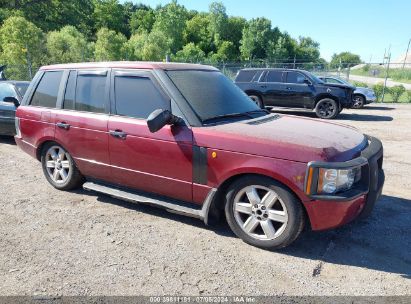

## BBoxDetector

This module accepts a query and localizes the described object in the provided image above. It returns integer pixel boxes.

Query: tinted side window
[265,71,283,82]
[75,74,106,113]
[30,71,63,108]
[0,83,17,101]
[63,71,76,110]
[235,70,256,82]
[114,76,169,119]
[286,72,306,84]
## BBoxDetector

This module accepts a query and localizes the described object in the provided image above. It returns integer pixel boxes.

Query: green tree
[1,0,94,37]
[93,0,126,36]
[94,28,128,61]
[389,85,406,102]
[184,13,213,54]
[209,41,236,62]
[240,17,272,60]
[224,16,246,60]
[208,1,228,47]
[295,36,320,62]
[129,8,155,34]
[47,26,90,63]
[267,36,289,62]
[0,16,45,80]
[127,29,169,61]
[152,0,188,53]
[331,51,362,68]
[174,43,205,63]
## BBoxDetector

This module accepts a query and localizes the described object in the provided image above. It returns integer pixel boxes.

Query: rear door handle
[56,122,70,130]
[109,130,127,139]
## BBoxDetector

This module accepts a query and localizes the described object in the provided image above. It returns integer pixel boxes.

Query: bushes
[373,83,384,102]
[373,83,410,103]
[389,85,406,103]
[352,81,368,88]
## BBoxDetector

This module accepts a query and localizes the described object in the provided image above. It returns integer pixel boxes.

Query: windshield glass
[310,73,325,84]
[166,70,262,122]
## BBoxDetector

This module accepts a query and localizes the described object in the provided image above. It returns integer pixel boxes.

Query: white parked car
[319,76,376,108]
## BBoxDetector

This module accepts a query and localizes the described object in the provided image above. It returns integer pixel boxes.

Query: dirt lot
[0,104,410,296]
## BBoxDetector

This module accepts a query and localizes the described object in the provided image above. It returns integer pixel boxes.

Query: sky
[122,0,411,63]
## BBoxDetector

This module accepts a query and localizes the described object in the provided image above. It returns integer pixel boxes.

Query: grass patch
[350,65,411,83]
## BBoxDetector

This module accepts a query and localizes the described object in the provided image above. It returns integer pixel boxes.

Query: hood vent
[246,114,280,125]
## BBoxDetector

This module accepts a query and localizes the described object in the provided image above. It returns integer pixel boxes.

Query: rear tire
[315,98,339,119]
[224,176,305,249]
[41,142,84,190]
[248,95,264,108]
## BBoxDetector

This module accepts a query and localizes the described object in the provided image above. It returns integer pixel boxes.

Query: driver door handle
[56,122,70,130]
[109,129,127,139]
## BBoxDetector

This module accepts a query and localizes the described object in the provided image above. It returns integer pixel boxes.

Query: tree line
[0,0,362,79]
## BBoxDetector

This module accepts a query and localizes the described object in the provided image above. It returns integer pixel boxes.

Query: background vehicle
[13,62,384,249]
[0,81,29,135]
[234,68,355,119]
[318,76,376,108]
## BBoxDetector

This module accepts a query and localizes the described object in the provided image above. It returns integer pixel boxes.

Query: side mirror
[3,96,20,108]
[147,109,182,133]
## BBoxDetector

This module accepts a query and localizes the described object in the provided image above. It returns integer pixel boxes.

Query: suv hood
[194,114,367,163]
[323,83,356,90]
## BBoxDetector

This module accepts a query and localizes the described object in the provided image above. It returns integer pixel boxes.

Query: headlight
[317,167,361,194]
[306,166,362,195]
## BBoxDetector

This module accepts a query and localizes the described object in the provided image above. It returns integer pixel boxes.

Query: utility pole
[382,46,391,103]
[402,38,411,70]
[293,55,296,69]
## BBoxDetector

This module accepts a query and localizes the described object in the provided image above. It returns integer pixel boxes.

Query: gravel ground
[0,104,410,296]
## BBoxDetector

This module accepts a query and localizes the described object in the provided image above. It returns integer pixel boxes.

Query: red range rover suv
[13,62,385,249]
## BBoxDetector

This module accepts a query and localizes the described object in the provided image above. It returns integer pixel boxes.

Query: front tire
[224,176,305,249]
[248,95,264,109]
[41,143,84,190]
[315,98,339,119]
[352,95,365,109]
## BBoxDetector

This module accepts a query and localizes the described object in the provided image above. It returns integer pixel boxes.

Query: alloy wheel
[317,100,336,118]
[45,146,71,184]
[353,96,364,109]
[233,185,289,240]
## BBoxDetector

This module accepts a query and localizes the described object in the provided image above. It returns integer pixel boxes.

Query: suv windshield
[166,70,264,123]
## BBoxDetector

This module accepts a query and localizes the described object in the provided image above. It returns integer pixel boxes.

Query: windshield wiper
[202,112,255,124]
[244,109,271,114]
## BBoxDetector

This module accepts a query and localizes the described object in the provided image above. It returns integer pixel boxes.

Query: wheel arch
[314,94,339,106]
[208,172,309,226]
[36,139,73,161]
[244,90,263,101]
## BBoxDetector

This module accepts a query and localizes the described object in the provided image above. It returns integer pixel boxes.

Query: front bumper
[304,135,384,230]
[0,117,15,136]
[365,95,376,104]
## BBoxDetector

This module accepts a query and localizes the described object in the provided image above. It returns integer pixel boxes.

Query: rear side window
[265,71,283,83]
[286,72,306,84]
[63,71,76,110]
[75,74,106,113]
[114,76,169,119]
[0,83,17,101]
[30,71,63,108]
[235,70,256,82]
